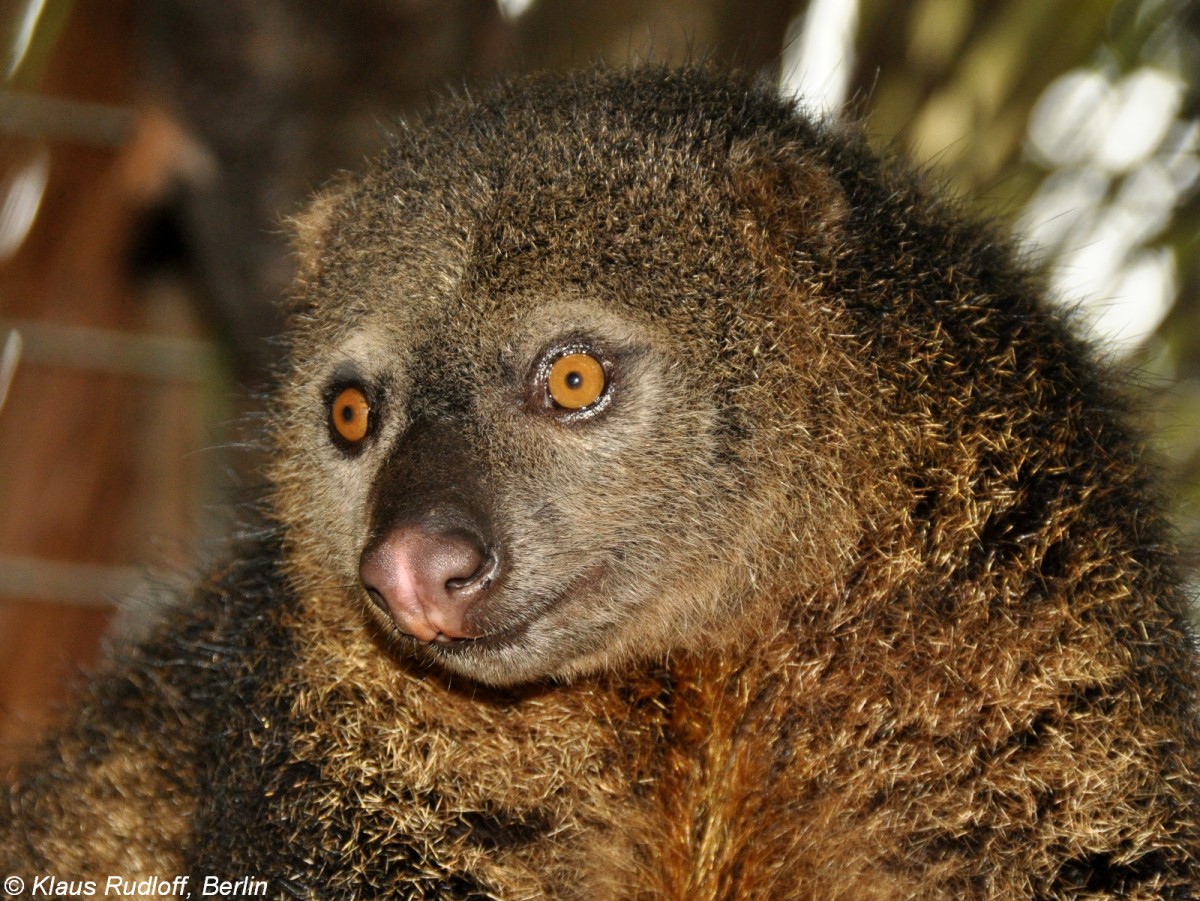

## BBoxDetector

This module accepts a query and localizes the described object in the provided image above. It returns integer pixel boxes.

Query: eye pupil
[565,371,583,389]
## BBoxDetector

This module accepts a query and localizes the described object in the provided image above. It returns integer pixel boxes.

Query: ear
[728,137,847,271]
[285,179,352,291]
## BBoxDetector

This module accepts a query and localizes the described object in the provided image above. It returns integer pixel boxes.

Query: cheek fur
[270,391,385,583]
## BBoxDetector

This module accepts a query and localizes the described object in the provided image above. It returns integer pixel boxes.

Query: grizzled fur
[4,68,1200,899]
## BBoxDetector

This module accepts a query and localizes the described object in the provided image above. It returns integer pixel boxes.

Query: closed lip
[410,561,610,657]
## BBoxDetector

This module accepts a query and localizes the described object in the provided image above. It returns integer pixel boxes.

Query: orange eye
[547,353,606,410]
[331,386,371,444]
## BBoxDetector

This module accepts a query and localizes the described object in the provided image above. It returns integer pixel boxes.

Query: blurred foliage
[1,0,73,88]
[856,0,1111,197]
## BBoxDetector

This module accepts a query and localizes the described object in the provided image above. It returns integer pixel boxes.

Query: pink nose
[359,526,497,642]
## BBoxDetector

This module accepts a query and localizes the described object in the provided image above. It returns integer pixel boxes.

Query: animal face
[269,73,869,686]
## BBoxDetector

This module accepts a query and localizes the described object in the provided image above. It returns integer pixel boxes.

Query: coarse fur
[4,66,1200,899]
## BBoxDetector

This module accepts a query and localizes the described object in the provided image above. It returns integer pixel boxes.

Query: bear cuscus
[3,66,1199,900]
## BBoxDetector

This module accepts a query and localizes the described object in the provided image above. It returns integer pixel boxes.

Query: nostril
[364,586,388,614]
[429,536,486,592]
[445,548,499,594]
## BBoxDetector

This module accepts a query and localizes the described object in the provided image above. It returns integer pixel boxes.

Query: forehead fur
[290,66,847,321]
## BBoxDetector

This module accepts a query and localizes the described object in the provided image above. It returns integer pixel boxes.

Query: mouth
[414,616,533,655]
[381,562,610,659]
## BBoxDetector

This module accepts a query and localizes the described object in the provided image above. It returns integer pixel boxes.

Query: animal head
[269,68,918,686]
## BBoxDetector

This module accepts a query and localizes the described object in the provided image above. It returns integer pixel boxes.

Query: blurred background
[0,0,1197,767]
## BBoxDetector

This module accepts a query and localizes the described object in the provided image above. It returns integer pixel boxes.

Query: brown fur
[3,67,1199,899]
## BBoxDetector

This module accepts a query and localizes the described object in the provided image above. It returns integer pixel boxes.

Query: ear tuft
[729,137,847,268]
[286,181,351,288]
